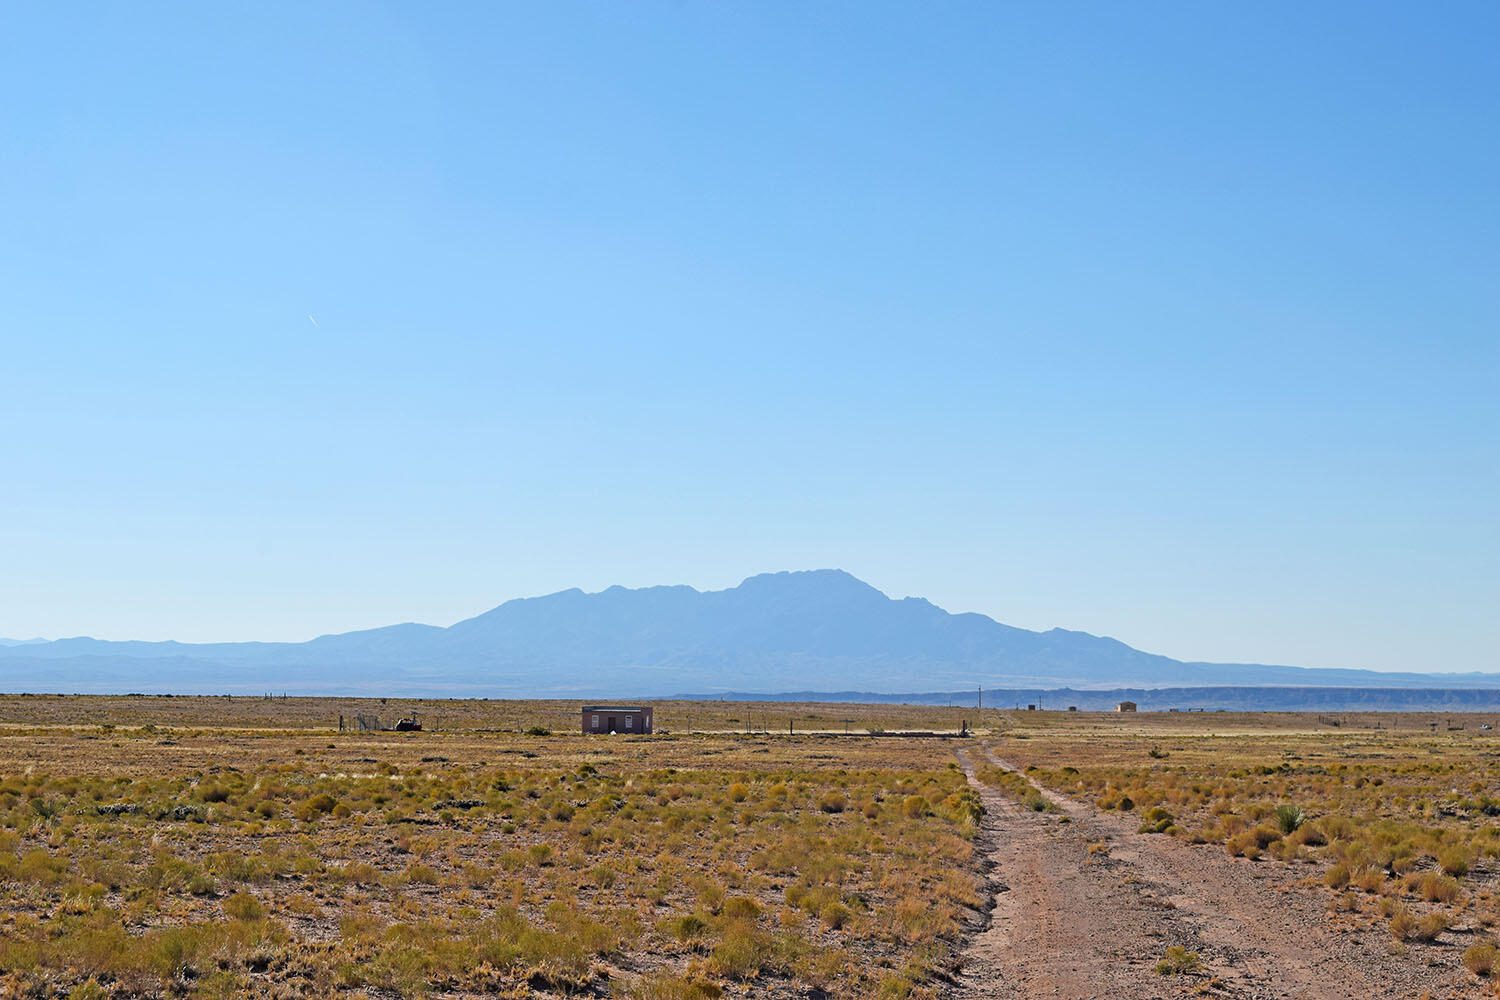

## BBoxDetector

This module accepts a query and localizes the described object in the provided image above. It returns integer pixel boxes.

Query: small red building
[582,705,653,734]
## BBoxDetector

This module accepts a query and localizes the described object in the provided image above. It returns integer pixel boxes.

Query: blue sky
[2,3,1495,672]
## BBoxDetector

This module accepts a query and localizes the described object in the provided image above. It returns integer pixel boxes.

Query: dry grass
[0,698,984,998]
[13,697,1500,995]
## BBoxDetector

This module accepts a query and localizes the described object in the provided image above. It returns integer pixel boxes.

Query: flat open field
[4,698,1500,998]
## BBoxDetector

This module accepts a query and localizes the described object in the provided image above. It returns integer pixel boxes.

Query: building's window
[625,715,633,729]
[591,715,598,729]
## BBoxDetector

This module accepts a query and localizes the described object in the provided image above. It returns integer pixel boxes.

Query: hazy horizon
[0,568,1489,678]
[3,4,1496,674]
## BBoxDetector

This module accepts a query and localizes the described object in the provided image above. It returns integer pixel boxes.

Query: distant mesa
[2,569,1496,698]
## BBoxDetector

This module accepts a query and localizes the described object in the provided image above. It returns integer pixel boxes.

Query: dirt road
[951,746,1463,999]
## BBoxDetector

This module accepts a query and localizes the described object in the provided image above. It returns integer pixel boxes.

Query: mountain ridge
[3,569,1495,696]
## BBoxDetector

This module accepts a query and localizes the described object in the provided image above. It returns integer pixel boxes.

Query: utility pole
[978,685,982,711]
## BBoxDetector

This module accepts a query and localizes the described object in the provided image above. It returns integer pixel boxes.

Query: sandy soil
[951,746,1472,1000]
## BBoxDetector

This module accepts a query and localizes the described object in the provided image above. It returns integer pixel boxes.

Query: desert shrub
[1440,848,1472,877]
[1464,943,1499,977]
[901,795,928,819]
[223,891,264,921]
[819,792,846,814]
[877,974,915,999]
[1154,946,1201,975]
[1226,831,1260,858]
[663,914,708,941]
[1316,815,1356,842]
[820,901,852,929]
[68,980,109,1000]
[628,974,724,1000]
[722,896,760,921]
[1290,825,1326,847]
[1412,912,1451,943]
[1389,905,1417,941]
[1139,806,1173,834]
[709,920,769,979]
[695,881,725,915]
[1268,837,1299,862]
[1416,872,1462,903]
[18,849,68,885]
[1248,825,1282,849]
[197,783,231,804]
[296,793,338,821]
[1273,804,1306,834]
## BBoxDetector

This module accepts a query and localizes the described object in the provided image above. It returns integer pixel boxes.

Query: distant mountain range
[3,570,1496,698]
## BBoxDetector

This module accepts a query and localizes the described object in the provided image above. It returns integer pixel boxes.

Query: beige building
[582,705,653,734]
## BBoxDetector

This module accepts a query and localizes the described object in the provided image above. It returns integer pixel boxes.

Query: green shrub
[820,902,852,929]
[708,920,768,979]
[1273,804,1306,834]
[296,793,338,821]
[722,896,760,920]
[663,914,708,941]
[1154,946,1201,975]
[223,891,264,921]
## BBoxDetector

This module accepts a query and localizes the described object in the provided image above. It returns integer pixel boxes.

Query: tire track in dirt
[952,746,1450,999]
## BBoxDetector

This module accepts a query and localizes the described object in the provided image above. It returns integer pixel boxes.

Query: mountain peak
[6,570,1477,697]
[735,569,885,596]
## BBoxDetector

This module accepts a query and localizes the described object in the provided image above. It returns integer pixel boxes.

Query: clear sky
[2,3,1495,673]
